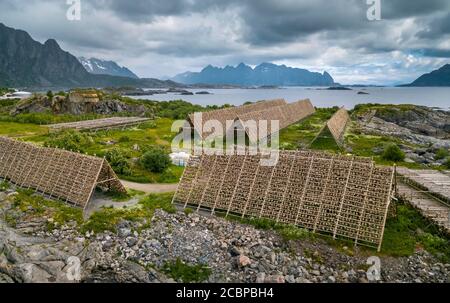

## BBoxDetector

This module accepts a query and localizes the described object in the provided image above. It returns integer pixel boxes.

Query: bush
[140,147,171,173]
[435,148,449,160]
[444,157,450,169]
[44,130,93,152]
[46,90,53,100]
[105,148,131,175]
[381,144,405,162]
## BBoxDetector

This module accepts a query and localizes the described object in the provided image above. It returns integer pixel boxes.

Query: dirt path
[120,180,178,194]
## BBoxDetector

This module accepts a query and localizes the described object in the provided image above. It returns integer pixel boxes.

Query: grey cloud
[381,0,450,19]
[416,12,450,39]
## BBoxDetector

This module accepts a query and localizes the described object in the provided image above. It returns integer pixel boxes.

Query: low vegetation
[44,129,95,153]
[1,112,109,125]
[279,107,338,150]
[220,213,314,242]
[162,258,211,283]
[105,148,132,176]
[0,187,174,235]
[0,121,48,138]
[81,193,176,234]
[3,189,83,230]
[435,148,449,160]
[381,202,450,262]
[444,158,450,169]
[0,87,14,96]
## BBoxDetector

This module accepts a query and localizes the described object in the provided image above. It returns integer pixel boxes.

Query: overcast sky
[1,0,450,85]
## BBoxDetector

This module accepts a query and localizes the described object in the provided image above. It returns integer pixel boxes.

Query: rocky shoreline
[0,190,448,283]
[356,105,450,166]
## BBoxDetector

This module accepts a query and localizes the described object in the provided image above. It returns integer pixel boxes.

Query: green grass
[0,180,10,191]
[220,213,314,242]
[279,107,338,149]
[309,126,341,151]
[0,112,114,125]
[381,202,450,262]
[0,121,49,138]
[162,258,211,283]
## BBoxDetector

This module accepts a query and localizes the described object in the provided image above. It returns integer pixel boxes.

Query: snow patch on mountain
[78,57,139,79]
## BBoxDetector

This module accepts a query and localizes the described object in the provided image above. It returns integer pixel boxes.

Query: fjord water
[135,87,450,109]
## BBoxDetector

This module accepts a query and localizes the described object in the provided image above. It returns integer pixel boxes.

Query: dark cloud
[91,0,228,22]
[381,0,450,19]
[416,12,450,39]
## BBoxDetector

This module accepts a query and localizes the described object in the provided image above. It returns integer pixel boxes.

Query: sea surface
[132,87,450,110]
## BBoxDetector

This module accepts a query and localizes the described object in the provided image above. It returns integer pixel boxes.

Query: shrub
[381,144,405,162]
[105,148,131,175]
[44,130,93,152]
[162,258,211,283]
[435,148,449,160]
[444,157,450,169]
[46,90,54,100]
[140,147,171,173]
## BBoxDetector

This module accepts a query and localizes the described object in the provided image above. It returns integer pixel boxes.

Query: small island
[326,86,352,91]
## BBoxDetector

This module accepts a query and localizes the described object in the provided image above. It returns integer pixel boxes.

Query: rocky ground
[0,190,448,283]
[356,106,450,166]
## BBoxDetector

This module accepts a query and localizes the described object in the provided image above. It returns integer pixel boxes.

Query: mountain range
[172,63,335,86]
[1,23,449,88]
[78,57,139,79]
[0,23,179,88]
[406,64,450,86]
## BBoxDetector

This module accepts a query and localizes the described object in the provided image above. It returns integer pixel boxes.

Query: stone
[256,272,266,283]
[358,277,369,283]
[285,275,295,283]
[229,246,241,257]
[265,275,285,283]
[295,277,311,283]
[118,228,132,238]
[126,237,138,247]
[236,255,251,267]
